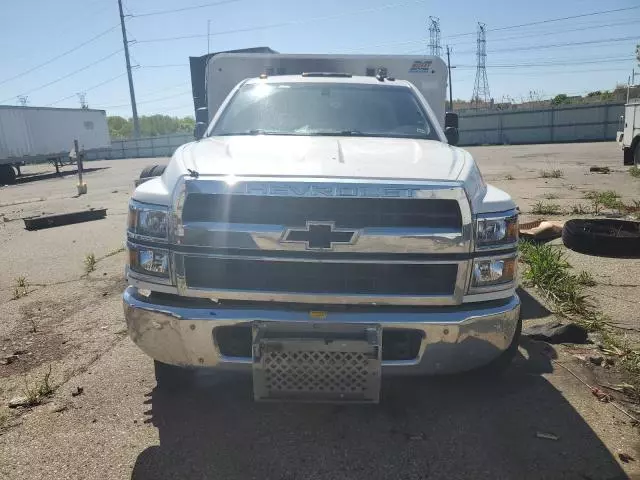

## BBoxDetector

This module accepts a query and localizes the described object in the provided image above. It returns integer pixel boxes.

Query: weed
[584,190,624,213]
[576,271,596,287]
[570,204,590,215]
[84,253,97,273]
[104,246,125,259]
[519,241,592,316]
[22,365,54,407]
[11,276,29,300]
[543,193,559,200]
[540,169,563,179]
[531,201,562,215]
[505,174,515,181]
[630,166,640,178]
[568,185,577,190]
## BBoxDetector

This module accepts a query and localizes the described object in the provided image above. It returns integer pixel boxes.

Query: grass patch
[12,276,29,300]
[519,241,593,317]
[84,253,97,274]
[540,169,563,179]
[519,241,639,397]
[531,201,562,215]
[22,365,55,407]
[570,204,590,215]
[630,166,640,178]
[543,193,559,200]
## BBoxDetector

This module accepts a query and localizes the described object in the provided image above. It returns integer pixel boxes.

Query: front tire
[154,360,195,391]
[634,141,640,166]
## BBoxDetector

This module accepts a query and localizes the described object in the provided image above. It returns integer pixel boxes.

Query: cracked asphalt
[0,143,638,480]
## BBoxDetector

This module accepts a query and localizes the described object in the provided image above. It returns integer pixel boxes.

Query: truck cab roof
[243,74,411,87]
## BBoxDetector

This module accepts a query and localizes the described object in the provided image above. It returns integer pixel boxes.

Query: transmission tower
[428,16,442,57]
[472,22,491,107]
[17,95,28,106]
[77,92,88,109]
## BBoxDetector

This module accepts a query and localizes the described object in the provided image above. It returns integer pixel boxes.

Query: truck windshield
[210,82,439,140]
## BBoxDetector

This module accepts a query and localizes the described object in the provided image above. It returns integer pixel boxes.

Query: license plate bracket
[252,322,382,403]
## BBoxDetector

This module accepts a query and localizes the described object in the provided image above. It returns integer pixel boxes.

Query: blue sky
[1,0,638,118]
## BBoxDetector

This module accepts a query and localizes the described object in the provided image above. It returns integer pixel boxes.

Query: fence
[458,103,625,146]
[84,133,191,160]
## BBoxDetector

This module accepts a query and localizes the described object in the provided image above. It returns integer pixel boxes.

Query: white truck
[620,98,640,166]
[0,106,110,185]
[123,55,520,403]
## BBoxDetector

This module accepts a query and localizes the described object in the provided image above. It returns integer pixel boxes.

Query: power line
[0,49,123,104]
[101,89,192,109]
[45,73,127,107]
[454,56,636,69]
[0,25,119,87]
[131,0,241,18]
[135,0,429,43]
[444,5,640,40]
[409,35,639,55]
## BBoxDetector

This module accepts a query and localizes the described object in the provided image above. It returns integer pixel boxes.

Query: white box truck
[0,106,110,185]
[620,98,640,166]
[124,54,521,403]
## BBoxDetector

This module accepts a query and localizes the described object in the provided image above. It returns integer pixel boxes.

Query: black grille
[184,257,457,296]
[182,194,461,229]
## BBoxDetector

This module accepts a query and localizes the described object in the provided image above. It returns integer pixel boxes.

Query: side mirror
[195,107,209,124]
[445,126,459,146]
[445,112,459,129]
[194,122,207,140]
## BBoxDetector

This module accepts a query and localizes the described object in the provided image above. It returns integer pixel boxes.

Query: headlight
[128,245,170,277]
[475,212,518,249]
[470,255,517,291]
[128,201,168,240]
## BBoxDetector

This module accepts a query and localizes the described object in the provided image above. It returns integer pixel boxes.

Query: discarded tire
[149,164,166,177]
[0,164,16,186]
[562,219,640,257]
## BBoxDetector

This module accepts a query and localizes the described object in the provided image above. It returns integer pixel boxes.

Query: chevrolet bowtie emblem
[281,222,358,251]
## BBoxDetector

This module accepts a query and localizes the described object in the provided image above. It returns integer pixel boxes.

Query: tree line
[108,115,195,138]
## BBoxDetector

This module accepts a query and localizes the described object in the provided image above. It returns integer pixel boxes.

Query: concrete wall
[84,133,191,160]
[85,103,626,160]
[458,103,624,146]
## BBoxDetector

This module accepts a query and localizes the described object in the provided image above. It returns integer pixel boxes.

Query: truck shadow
[131,340,628,479]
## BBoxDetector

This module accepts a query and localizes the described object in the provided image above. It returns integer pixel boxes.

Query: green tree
[107,115,195,138]
[551,94,569,106]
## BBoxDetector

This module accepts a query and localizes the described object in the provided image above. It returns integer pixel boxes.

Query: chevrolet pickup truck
[124,60,520,403]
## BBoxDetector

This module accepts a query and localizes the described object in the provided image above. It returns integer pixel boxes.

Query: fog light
[470,256,516,290]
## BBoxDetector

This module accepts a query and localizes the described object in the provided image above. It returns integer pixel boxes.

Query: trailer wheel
[562,219,640,257]
[0,164,16,186]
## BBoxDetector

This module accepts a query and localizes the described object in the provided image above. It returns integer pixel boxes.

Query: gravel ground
[0,143,638,480]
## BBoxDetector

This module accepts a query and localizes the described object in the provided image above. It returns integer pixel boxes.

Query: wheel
[139,165,157,179]
[562,219,640,257]
[473,317,522,377]
[139,164,167,180]
[154,360,195,391]
[149,164,166,177]
[0,164,16,186]
[635,141,640,167]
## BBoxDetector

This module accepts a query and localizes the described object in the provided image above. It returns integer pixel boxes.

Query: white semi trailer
[0,106,110,185]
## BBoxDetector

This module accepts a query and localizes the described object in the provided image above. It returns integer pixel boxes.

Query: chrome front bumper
[123,287,521,375]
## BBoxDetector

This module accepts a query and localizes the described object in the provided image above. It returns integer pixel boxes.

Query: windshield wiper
[214,129,283,136]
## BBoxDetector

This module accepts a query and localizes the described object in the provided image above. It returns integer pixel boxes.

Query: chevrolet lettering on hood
[229,182,423,198]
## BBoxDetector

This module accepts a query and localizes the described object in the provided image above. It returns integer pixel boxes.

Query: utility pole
[118,0,140,138]
[446,46,453,111]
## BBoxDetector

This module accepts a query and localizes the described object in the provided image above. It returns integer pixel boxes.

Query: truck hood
[180,135,467,181]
